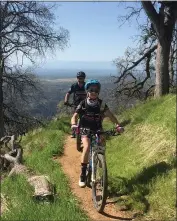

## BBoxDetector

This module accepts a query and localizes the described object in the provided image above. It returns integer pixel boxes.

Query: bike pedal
[78,148,83,152]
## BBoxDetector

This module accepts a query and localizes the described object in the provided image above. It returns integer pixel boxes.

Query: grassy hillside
[105,95,176,221]
[1,95,176,221]
[1,117,88,221]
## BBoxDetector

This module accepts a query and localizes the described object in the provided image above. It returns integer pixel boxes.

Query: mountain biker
[71,79,124,187]
[64,71,87,138]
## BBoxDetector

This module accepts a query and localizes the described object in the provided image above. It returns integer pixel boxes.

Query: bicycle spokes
[92,154,107,212]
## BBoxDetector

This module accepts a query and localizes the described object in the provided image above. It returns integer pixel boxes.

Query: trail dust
[56,136,134,221]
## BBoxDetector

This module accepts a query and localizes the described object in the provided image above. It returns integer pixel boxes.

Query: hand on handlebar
[64,101,69,106]
[71,124,78,130]
[115,125,124,133]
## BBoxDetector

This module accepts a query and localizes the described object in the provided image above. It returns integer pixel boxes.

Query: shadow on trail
[101,211,133,220]
[107,161,175,213]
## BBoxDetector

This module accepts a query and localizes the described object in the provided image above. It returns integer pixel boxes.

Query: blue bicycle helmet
[85,79,101,91]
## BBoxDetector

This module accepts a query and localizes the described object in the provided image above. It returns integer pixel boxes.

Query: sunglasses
[77,77,85,80]
[88,88,99,93]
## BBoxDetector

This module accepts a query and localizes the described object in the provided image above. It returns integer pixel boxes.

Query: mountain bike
[83,128,118,213]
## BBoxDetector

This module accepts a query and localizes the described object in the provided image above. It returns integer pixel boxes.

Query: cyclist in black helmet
[64,71,87,137]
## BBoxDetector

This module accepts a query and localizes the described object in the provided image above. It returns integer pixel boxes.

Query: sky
[11,1,146,70]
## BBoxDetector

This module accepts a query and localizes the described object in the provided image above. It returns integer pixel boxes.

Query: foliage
[105,95,176,220]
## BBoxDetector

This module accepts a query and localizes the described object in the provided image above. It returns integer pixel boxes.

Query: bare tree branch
[114,45,157,84]
[114,2,177,100]
[0,1,69,136]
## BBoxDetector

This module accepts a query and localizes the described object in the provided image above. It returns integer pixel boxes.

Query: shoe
[79,174,86,187]
[77,145,83,152]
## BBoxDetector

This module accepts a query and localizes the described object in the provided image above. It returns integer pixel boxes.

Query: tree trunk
[155,40,171,97]
[142,2,176,98]
[169,50,174,85]
[0,2,4,138]
[0,61,4,138]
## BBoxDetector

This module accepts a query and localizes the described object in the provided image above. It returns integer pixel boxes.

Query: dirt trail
[57,136,133,221]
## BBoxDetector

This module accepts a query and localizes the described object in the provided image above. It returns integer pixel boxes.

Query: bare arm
[104,109,120,125]
[64,93,70,103]
[71,112,79,125]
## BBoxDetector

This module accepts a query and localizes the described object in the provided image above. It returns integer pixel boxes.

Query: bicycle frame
[87,129,117,183]
[89,133,106,183]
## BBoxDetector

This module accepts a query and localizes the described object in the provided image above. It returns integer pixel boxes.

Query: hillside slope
[105,95,176,221]
[1,95,175,221]
[1,117,88,221]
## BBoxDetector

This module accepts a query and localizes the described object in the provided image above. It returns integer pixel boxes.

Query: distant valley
[30,73,119,119]
[35,68,118,80]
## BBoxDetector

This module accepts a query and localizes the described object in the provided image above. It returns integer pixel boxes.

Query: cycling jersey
[75,98,109,131]
[68,82,87,106]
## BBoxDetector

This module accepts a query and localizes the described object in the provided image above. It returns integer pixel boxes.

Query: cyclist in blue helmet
[71,79,124,187]
[64,71,87,138]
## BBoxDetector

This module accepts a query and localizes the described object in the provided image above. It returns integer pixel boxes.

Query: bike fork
[91,152,96,182]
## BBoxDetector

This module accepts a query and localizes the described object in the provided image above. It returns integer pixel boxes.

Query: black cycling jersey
[67,82,87,106]
[75,98,109,131]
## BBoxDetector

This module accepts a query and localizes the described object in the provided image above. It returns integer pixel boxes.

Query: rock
[28,175,54,200]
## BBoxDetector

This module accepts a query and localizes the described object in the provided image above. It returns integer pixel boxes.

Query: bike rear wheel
[76,133,83,152]
[92,153,107,213]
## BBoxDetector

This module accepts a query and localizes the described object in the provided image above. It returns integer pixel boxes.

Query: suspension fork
[91,151,96,182]
[91,134,100,183]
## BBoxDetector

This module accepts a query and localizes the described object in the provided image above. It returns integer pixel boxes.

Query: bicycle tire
[86,166,92,188]
[92,153,108,213]
[76,133,82,152]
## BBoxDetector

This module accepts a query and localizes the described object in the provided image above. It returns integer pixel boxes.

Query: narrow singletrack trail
[57,136,134,221]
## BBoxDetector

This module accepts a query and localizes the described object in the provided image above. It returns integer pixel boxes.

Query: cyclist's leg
[78,130,91,187]
[76,115,83,152]
[71,105,77,138]
[81,135,90,163]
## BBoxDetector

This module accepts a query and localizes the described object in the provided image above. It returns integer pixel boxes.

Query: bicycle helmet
[77,71,86,78]
[85,79,101,92]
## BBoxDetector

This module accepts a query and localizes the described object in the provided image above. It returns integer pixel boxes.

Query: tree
[3,67,45,135]
[142,1,177,97]
[114,1,177,98]
[0,1,69,138]
[113,44,157,99]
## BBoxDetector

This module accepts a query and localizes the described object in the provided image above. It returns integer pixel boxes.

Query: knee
[82,138,90,153]
[83,144,90,154]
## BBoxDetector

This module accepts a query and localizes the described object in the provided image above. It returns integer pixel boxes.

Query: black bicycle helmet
[77,71,86,78]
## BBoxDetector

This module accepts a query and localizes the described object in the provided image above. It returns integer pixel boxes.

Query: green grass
[1,95,176,221]
[105,95,176,221]
[1,117,88,221]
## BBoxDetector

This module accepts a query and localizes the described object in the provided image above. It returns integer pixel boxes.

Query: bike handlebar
[81,128,120,136]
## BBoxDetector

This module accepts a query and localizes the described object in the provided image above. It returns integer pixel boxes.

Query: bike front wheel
[92,153,108,213]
